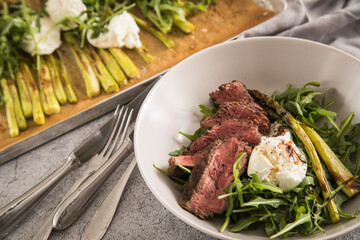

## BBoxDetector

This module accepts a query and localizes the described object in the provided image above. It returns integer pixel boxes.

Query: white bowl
[134,37,360,240]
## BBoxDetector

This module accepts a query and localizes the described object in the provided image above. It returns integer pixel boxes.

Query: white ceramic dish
[134,37,360,240]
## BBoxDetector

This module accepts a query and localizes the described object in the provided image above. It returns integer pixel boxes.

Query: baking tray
[0,0,286,164]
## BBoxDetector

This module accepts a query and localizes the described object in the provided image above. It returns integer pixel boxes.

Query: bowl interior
[134,37,360,240]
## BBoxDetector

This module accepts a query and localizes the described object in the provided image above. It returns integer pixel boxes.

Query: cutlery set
[0,79,157,239]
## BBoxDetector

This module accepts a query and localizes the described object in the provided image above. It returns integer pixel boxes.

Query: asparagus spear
[15,70,32,118]
[20,61,45,125]
[131,14,175,48]
[146,10,171,34]
[136,44,154,63]
[64,33,100,98]
[0,78,19,137]
[109,48,139,79]
[0,88,3,106]
[248,89,340,223]
[97,48,128,87]
[55,51,78,104]
[303,125,360,198]
[172,13,195,33]
[82,45,119,93]
[38,56,61,115]
[8,79,27,130]
[45,55,67,105]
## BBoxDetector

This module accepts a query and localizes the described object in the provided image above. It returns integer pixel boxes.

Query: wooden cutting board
[0,0,279,160]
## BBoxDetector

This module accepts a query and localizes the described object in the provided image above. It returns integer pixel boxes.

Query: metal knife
[0,106,123,238]
[81,157,137,240]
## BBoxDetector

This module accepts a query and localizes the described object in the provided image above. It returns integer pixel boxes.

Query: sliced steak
[184,119,261,155]
[210,81,253,105]
[179,137,251,219]
[201,100,270,134]
[168,148,208,179]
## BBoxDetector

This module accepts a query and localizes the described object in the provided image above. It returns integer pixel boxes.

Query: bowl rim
[134,36,360,240]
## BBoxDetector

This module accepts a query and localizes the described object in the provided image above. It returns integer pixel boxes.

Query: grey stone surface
[1,111,360,240]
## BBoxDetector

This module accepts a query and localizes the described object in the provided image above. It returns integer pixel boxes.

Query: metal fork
[52,107,134,230]
[32,79,157,239]
[0,105,123,239]
[31,106,132,240]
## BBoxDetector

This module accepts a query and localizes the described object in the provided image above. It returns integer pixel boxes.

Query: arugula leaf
[270,213,312,239]
[177,163,191,174]
[168,146,186,156]
[241,196,287,208]
[250,174,283,194]
[199,104,217,118]
[153,163,187,184]
[229,215,261,232]
[179,127,207,141]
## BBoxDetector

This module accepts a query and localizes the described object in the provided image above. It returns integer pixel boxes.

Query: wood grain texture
[0,0,277,155]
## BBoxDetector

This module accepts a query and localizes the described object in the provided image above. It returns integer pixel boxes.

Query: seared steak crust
[184,119,261,155]
[200,100,270,134]
[209,81,253,105]
[179,138,251,219]
[169,81,272,220]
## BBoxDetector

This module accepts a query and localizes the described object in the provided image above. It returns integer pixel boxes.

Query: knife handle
[0,153,79,238]
[52,139,134,230]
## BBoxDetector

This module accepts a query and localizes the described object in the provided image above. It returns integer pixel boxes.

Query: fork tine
[99,106,125,156]
[107,108,133,161]
[115,108,133,148]
[113,104,120,116]
[104,107,128,159]
[104,107,133,159]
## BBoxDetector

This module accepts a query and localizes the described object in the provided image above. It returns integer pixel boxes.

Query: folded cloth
[238,0,360,59]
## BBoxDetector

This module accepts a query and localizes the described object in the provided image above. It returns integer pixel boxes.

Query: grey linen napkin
[238,0,360,59]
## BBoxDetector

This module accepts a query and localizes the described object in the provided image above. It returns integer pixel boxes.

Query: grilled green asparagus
[15,70,32,118]
[109,48,139,79]
[249,89,340,223]
[0,78,19,137]
[8,79,27,130]
[64,33,100,98]
[55,51,78,104]
[20,61,45,125]
[83,44,119,93]
[38,56,61,115]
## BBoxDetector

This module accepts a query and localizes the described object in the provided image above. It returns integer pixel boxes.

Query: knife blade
[51,78,158,230]
[0,105,120,238]
[81,157,137,240]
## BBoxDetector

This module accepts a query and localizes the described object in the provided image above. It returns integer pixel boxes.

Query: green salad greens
[135,0,214,34]
[0,0,44,79]
[158,81,360,238]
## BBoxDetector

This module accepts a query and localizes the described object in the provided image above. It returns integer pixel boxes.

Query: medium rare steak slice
[168,148,208,179]
[210,81,253,105]
[184,119,261,155]
[179,137,251,219]
[201,100,270,134]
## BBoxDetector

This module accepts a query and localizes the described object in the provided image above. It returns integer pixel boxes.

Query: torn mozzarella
[22,17,62,55]
[87,11,141,49]
[46,0,87,30]
[247,122,307,191]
